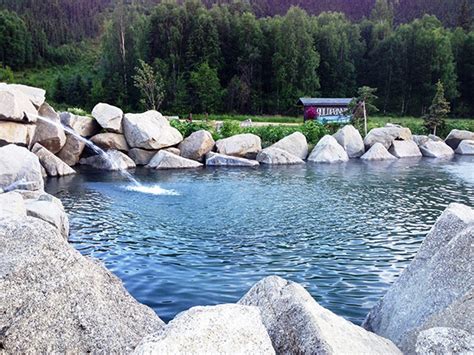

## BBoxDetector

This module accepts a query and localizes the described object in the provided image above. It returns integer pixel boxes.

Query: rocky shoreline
[1,84,473,353]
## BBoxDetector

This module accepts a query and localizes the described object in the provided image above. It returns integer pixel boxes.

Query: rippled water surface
[46,156,474,324]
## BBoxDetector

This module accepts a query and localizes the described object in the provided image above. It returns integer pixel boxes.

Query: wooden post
[363,100,368,137]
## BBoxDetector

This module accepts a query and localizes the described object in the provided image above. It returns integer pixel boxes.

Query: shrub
[170,120,214,138]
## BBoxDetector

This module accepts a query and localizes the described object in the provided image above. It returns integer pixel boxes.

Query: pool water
[45,156,474,324]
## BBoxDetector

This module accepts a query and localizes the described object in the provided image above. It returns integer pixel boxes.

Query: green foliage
[67,107,90,116]
[0,65,14,82]
[133,59,165,110]
[189,61,223,113]
[170,119,214,138]
[423,80,450,135]
[0,10,32,69]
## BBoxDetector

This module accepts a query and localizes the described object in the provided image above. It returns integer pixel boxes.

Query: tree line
[0,0,473,117]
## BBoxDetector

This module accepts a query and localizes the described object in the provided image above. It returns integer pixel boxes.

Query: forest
[0,0,473,117]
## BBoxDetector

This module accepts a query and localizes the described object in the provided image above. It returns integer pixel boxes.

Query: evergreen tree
[457,0,472,32]
[423,80,450,135]
[0,10,32,69]
[189,61,223,113]
[133,59,165,110]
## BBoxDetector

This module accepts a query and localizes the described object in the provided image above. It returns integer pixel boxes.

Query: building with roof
[298,97,353,123]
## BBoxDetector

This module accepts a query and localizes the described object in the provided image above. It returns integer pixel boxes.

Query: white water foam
[125,184,180,196]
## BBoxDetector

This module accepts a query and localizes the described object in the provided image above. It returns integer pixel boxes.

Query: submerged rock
[0,144,44,191]
[333,125,365,158]
[0,121,36,147]
[415,327,474,355]
[134,304,274,355]
[92,103,123,133]
[57,134,86,166]
[31,103,66,154]
[123,110,183,150]
[455,140,474,155]
[216,133,262,159]
[206,152,259,167]
[271,132,308,160]
[419,140,454,158]
[91,133,129,152]
[389,140,422,158]
[445,129,474,150]
[60,112,100,137]
[79,150,136,170]
[179,130,215,162]
[32,143,76,177]
[360,142,397,161]
[0,217,164,353]
[308,135,349,163]
[256,147,304,165]
[363,203,474,353]
[0,86,38,123]
[128,148,158,165]
[239,276,401,354]
[364,125,412,149]
[147,150,202,169]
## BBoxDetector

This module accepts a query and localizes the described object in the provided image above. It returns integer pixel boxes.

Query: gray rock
[147,150,202,169]
[389,140,422,158]
[32,143,76,177]
[91,103,123,133]
[333,125,365,158]
[7,83,46,107]
[0,121,36,147]
[419,140,454,158]
[25,198,69,238]
[308,135,349,163]
[205,152,260,167]
[360,142,397,161]
[0,192,26,218]
[133,304,274,355]
[79,150,136,171]
[0,85,38,122]
[455,140,474,155]
[164,147,180,156]
[413,135,430,146]
[0,144,44,191]
[445,129,474,150]
[364,125,412,149]
[15,189,63,210]
[415,327,474,355]
[57,134,86,166]
[128,148,158,165]
[179,130,215,162]
[239,276,401,355]
[31,103,66,154]
[363,203,474,353]
[257,147,304,165]
[91,132,129,152]
[123,110,183,149]
[271,132,308,160]
[60,112,100,137]
[0,217,164,353]
[216,133,262,159]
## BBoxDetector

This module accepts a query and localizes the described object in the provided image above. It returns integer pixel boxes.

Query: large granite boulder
[133,304,274,355]
[0,144,44,191]
[239,276,401,354]
[419,140,454,158]
[0,217,164,353]
[147,150,202,169]
[91,133,129,152]
[444,129,474,150]
[333,125,365,158]
[360,142,397,161]
[216,133,262,159]
[79,150,136,171]
[128,148,158,166]
[123,111,183,150]
[256,147,304,165]
[455,140,474,155]
[32,143,76,177]
[389,140,422,158]
[60,112,100,137]
[363,203,474,353]
[364,125,412,149]
[0,86,38,123]
[25,198,69,239]
[91,103,123,133]
[31,103,66,154]
[307,135,349,163]
[0,121,36,147]
[206,152,259,167]
[415,327,474,355]
[271,132,308,160]
[57,135,86,166]
[0,192,26,217]
[7,83,46,107]
[179,130,215,162]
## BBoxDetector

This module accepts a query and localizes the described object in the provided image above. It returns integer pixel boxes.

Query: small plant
[67,107,89,116]
[423,80,450,136]
[170,120,214,138]
[133,59,165,111]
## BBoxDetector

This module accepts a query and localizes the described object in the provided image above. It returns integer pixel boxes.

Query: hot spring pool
[45,156,474,324]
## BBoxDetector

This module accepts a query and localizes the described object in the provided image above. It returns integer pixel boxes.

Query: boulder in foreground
[364,125,412,149]
[415,327,474,355]
[91,103,123,133]
[239,275,401,354]
[0,217,164,353]
[308,135,349,163]
[455,140,474,155]
[91,133,129,152]
[389,140,422,158]
[419,140,454,158]
[32,143,76,177]
[0,192,26,217]
[271,132,308,160]
[79,150,136,170]
[363,203,474,353]
[60,112,100,138]
[0,144,44,191]
[134,304,274,355]
[147,150,202,169]
[0,86,38,123]
[179,130,215,162]
[0,121,36,147]
[333,125,365,158]
[360,142,397,161]
[444,129,474,150]
[57,135,86,166]
[216,133,262,159]
[31,103,66,154]
[128,148,158,166]
[256,147,304,165]
[206,152,259,167]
